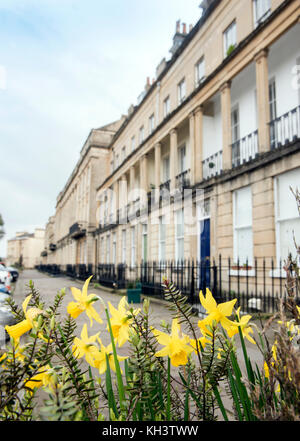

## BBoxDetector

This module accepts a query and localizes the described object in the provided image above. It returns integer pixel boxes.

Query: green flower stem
[105,307,126,410]
[167,357,171,421]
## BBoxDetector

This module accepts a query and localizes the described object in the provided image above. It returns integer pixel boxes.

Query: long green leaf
[105,308,126,409]
[230,351,254,421]
[212,385,229,421]
[166,357,171,421]
[105,353,119,419]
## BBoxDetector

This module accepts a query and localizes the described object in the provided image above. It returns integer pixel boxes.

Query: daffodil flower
[226,307,256,344]
[72,324,100,367]
[5,295,43,343]
[152,318,194,367]
[24,365,54,393]
[199,288,237,332]
[107,296,140,347]
[189,336,208,353]
[67,275,103,327]
[93,337,127,374]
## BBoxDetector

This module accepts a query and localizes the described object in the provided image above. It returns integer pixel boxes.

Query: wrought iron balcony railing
[232,129,258,168]
[69,222,87,239]
[202,150,223,180]
[176,169,191,189]
[269,105,300,150]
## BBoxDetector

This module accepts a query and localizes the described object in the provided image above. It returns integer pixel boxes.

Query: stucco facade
[7,228,45,269]
[43,0,300,289]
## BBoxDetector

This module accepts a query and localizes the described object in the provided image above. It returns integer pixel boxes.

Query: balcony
[69,222,87,239]
[176,169,191,189]
[269,106,300,151]
[202,150,223,180]
[231,130,258,168]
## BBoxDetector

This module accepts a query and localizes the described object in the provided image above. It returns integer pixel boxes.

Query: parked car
[0,294,15,344]
[0,262,19,282]
[0,266,12,289]
[0,282,11,294]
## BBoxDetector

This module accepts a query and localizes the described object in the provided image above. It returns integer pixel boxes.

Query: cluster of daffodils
[263,308,300,392]
[151,288,256,367]
[68,276,140,375]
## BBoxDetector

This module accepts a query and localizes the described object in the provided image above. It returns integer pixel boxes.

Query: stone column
[255,48,270,153]
[194,105,203,183]
[154,143,161,202]
[170,128,178,191]
[114,179,119,223]
[220,81,232,171]
[140,154,148,207]
[189,111,195,185]
[130,165,135,205]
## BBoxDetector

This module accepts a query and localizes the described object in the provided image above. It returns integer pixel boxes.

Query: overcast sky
[0,0,203,257]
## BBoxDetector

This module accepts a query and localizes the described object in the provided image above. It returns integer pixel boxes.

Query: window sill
[229,269,256,277]
[269,269,286,279]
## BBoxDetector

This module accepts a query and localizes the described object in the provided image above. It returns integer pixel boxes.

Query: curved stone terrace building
[45,0,300,299]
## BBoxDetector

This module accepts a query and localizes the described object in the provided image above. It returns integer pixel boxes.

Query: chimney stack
[176,19,181,34]
[189,24,193,32]
[182,23,187,35]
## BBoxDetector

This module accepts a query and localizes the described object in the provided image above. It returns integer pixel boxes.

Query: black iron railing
[202,151,223,180]
[176,169,191,188]
[269,105,300,150]
[36,257,299,315]
[232,129,258,168]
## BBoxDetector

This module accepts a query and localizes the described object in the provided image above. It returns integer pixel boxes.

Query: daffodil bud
[50,316,55,330]
[36,314,43,330]
[143,298,150,314]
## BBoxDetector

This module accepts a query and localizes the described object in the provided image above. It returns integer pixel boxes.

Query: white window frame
[100,237,105,263]
[253,0,271,28]
[178,78,186,105]
[106,234,111,264]
[175,209,184,262]
[195,57,205,87]
[233,186,253,266]
[223,20,237,57]
[149,114,155,134]
[159,216,166,262]
[122,146,126,162]
[121,229,126,264]
[162,155,170,182]
[131,226,136,268]
[178,144,187,174]
[112,232,116,265]
[131,136,136,152]
[274,169,300,267]
[163,95,170,118]
[139,126,144,145]
[141,223,148,262]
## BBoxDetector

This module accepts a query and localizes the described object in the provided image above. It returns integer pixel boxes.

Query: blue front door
[200,218,210,289]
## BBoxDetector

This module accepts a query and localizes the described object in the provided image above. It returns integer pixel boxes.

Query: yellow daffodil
[24,365,53,393]
[107,296,140,347]
[93,338,127,374]
[67,275,103,327]
[5,295,43,343]
[199,288,237,332]
[72,324,100,367]
[152,318,194,367]
[226,307,256,344]
[189,336,208,353]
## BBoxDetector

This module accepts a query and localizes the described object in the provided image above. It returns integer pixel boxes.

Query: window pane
[279,218,300,259]
[235,186,252,227]
[236,227,253,265]
[277,168,300,220]
[177,238,184,261]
